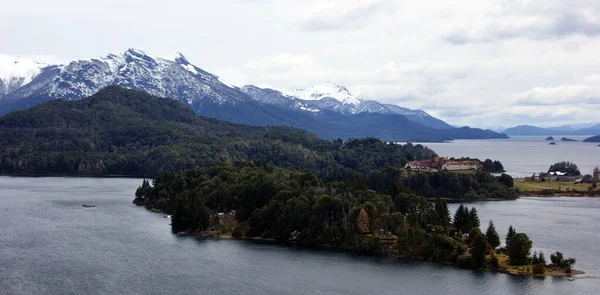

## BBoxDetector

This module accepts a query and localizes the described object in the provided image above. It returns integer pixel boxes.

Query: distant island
[583,135,600,142]
[503,124,600,136]
[545,136,554,141]
[549,142,557,145]
[561,137,577,142]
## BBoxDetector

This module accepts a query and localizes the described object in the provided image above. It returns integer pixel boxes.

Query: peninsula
[133,164,581,277]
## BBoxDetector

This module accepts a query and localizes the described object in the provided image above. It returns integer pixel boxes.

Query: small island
[561,137,577,142]
[545,136,554,141]
[583,135,600,142]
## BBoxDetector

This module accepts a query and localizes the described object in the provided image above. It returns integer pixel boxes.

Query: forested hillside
[0,86,436,181]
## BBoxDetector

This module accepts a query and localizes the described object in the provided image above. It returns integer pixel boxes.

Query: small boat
[164,215,172,219]
[82,204,96,208]
[568,278,575,281]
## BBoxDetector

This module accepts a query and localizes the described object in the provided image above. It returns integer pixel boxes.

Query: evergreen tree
[506,225,516,247]
[453,204,467,233]
[468,207,480,231]
[471,229,488,268]
[486,220,501,249]
[508,233,532,265]
[435,198,450,232]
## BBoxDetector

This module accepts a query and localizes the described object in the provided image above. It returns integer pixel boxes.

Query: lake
[1,177,598,294]
[403,136,600,178]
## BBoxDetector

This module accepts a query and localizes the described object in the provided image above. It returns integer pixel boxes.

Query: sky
[1,0,600,129]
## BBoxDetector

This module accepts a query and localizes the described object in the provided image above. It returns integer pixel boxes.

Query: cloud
[516,85,600,106]
[296,0,396,32]
[444,0,600,44]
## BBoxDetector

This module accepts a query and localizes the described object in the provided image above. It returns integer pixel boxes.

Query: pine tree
[454,204,467,233]
[468,207,480,231]
[486,220,501,249]
[435,199,450,232]
[506,225,516,247]
[471,229,488,268]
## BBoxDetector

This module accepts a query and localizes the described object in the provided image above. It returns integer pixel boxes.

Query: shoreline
[181,230,584,278]
[518,192,600,198]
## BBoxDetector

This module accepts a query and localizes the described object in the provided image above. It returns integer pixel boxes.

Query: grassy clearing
[514,180,592,192]
[495,253,543,275]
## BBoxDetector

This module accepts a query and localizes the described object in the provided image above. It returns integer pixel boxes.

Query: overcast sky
[2,0,600,129]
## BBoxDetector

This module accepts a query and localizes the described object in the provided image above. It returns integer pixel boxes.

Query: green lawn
[514,180,592,192]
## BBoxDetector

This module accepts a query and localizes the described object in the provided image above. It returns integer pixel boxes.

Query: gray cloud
[298,0,395,32]
[445,2,600,45]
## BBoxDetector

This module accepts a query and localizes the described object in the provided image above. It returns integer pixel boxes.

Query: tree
[453,204,468,233]
[506,225,516,247]
[548,161,581,176]
[498,173,514,187]
[468,207,480,231]
[486,220,501,249]
[471,229,488,268]
[357,208,370,234]
[550,251,576,272]
[508,233,532,265]
[435,198,450,232]
[538,251,547,265]
[490,251,499,268]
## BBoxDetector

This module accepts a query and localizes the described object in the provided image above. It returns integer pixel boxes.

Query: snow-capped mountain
[241,83,453,129]
[0,55,47,96]
[0,48,506,140]
[0,49,249,114]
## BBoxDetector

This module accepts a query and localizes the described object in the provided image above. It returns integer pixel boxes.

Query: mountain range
[503,124,600,136]
[0,49,506,141]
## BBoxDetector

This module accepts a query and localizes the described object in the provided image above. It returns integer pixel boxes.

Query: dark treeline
[402,171,516,199]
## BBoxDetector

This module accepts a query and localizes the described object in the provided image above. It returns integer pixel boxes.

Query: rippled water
[0,177,598,294]
[405,136,600,178]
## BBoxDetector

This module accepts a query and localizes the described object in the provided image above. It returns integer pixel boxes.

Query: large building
[405,158,482,172]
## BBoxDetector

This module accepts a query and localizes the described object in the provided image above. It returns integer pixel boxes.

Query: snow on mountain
[0,49,454,130]
[1,49,245,108]
[292,82,362,105]
[0,55,47,96]
[243,83,454,129]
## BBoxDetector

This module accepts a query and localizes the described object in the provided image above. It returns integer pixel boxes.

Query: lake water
[405,136,600,178]
[1,177,599,294]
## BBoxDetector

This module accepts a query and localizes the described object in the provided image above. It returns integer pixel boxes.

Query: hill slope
[0,86,439,179]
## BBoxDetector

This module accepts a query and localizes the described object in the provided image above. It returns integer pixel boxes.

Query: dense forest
[0,86,435,181]
[0,86,515,200]
[133,163,571,274]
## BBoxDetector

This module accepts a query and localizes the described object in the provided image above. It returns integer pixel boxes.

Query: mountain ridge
[503,124,600,136]
[0,49,505,141]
